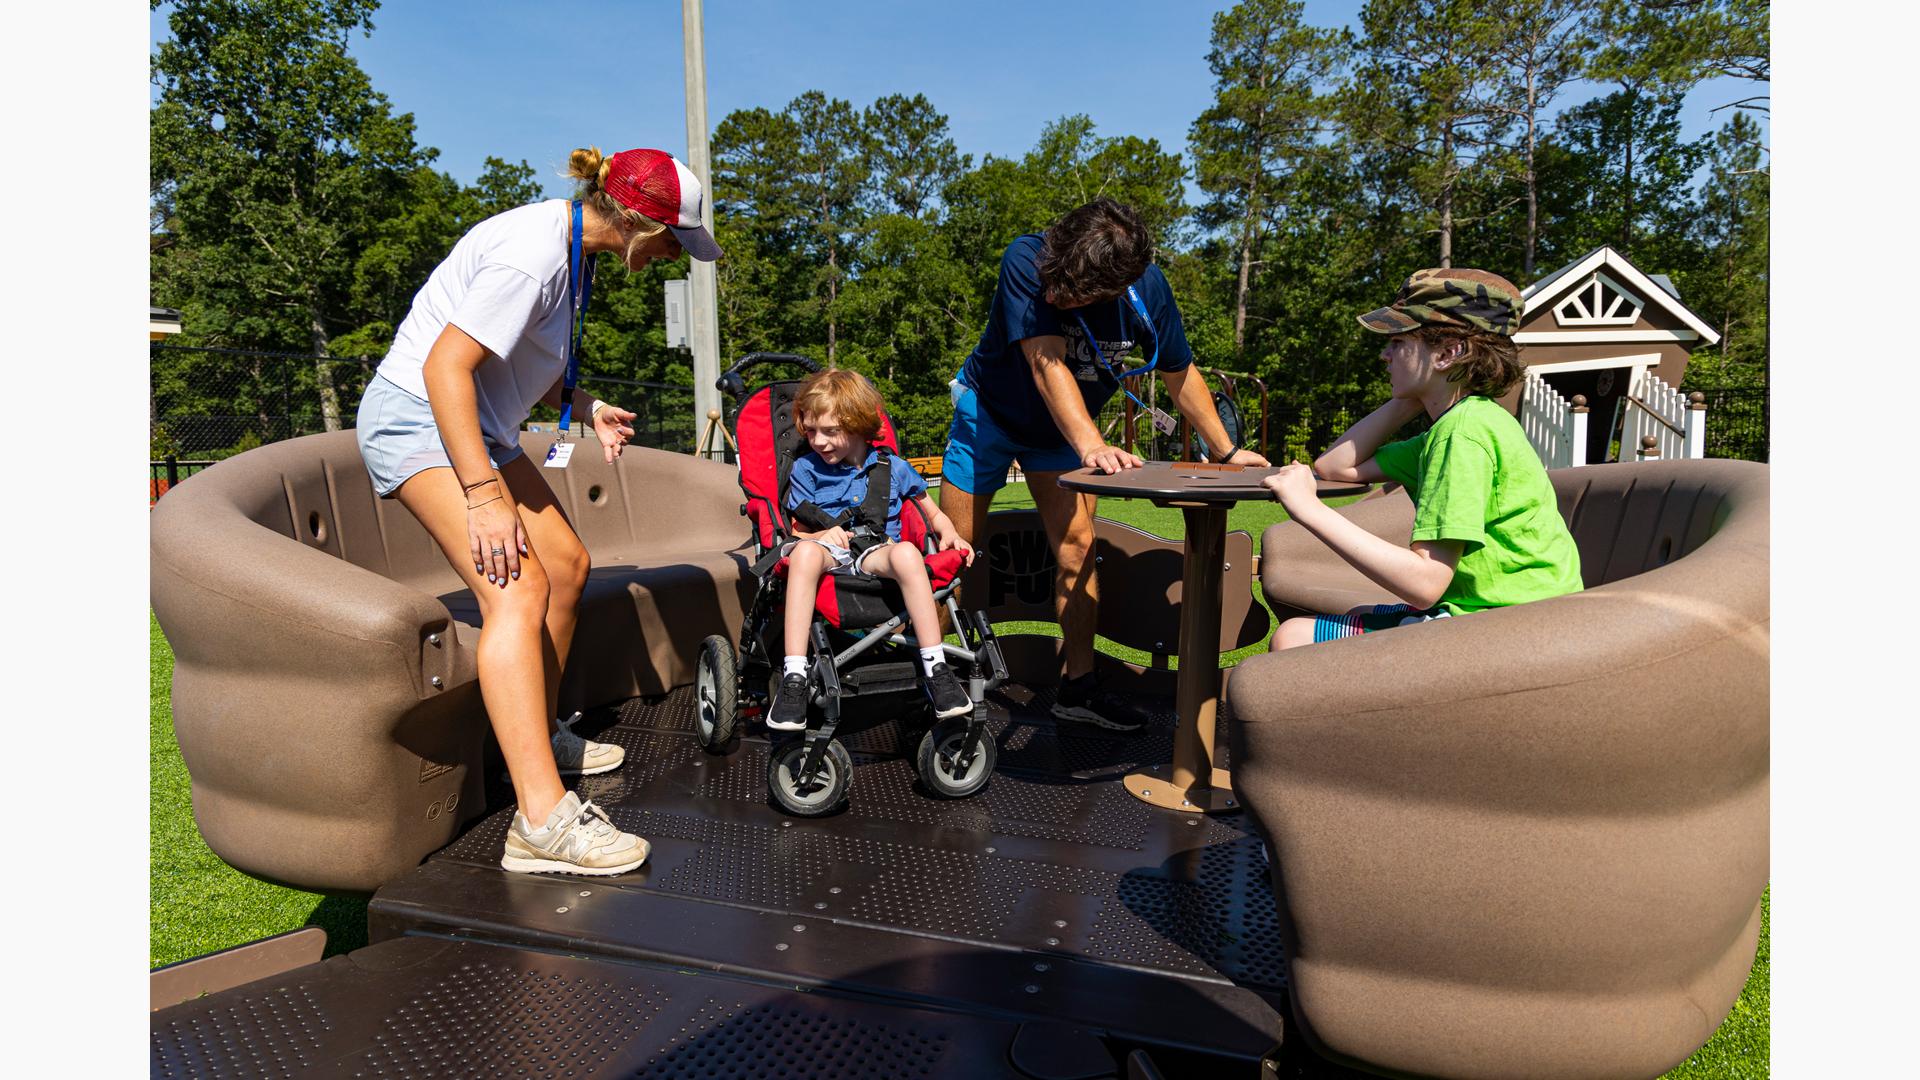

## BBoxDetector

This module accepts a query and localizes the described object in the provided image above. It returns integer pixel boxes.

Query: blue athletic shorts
[940,379,1082,495]
[356,374,525,497]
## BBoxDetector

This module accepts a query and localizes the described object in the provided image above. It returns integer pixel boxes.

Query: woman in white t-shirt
[357,146,722,876]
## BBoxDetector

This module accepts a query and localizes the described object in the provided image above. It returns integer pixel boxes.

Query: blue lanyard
[1072,285,1159,411]
[556,200,597,436]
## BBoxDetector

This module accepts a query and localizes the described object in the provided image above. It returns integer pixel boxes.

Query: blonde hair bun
[568,146,607,184]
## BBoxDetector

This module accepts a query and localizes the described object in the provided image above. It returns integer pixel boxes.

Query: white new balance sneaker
[500,792,648,876]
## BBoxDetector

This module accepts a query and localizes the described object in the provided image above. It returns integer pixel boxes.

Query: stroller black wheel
[694,635,738,751]
[768,738,852,816]
[914,720,995,799]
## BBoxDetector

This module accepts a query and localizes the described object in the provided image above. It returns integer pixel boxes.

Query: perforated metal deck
[366,683,1291,1067]
[151,936,1047,1078]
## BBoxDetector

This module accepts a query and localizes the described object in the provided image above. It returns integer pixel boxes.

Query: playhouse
[1513,246,1723,464]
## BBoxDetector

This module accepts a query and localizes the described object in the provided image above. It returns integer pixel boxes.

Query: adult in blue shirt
[940,197,1267,733]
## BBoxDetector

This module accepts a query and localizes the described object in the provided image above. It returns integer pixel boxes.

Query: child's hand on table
[1261,461,1323,513]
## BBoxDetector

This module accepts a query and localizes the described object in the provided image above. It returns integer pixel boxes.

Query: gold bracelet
[466,495,502,511]
[461,476,500,493]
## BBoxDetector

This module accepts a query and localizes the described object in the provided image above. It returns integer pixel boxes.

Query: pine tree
[1189,0,1345,351]
[1478,0,1594,279]
[1347,0,1513,267]
[862,94,970,221]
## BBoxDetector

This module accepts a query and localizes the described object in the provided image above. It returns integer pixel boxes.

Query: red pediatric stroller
[694,354,1008,816]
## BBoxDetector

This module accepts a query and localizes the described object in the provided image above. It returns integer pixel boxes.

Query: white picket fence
[1622,369,1708,461]
[1518,369,1580,469]
[1517,368,1708,467]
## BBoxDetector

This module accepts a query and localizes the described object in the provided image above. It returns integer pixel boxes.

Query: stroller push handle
[717,352,821,404]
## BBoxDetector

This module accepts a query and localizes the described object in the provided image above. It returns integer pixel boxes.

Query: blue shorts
[940,379,1082,495]
[356,374,524,497]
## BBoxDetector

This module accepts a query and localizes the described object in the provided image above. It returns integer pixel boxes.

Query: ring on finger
[490,545,506,555]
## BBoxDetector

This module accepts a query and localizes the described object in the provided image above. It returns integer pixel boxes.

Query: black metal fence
[1690,385,1769,463]
[150,345,705,498]
[150,345,380,458]
[149,457,216,504]
[576,375,701,457]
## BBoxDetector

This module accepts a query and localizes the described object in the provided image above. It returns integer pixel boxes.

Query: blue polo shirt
[786,446,929,541]
[958,233,1194,450]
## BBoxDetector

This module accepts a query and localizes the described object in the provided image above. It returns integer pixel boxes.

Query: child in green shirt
[1260,268,1583,649]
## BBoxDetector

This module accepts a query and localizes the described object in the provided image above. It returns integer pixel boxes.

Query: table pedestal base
[1123,764,1238,813]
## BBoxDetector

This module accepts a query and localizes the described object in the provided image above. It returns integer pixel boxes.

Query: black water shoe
[1049,672,1155,734]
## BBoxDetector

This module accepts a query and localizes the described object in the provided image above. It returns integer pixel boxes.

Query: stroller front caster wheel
[768,737,852,816]
[914,720,996,799]
[694,635,738,751]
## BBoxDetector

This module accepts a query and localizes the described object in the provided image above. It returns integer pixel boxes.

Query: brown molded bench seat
[151,430,755,892]
[1228,458,1769,1080]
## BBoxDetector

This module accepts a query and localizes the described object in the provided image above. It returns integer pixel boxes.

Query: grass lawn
[150,610,368,967]
[150,483,1766,1076]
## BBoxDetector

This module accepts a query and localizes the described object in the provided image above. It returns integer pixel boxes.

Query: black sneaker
[767,672,810,731]
[1049,673,1155,734]
[923,663,973,720]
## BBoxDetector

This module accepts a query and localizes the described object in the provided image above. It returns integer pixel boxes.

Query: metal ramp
[152,935,1053,1078]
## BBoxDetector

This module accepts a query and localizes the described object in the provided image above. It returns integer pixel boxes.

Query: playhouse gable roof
[1522,246,1721,346]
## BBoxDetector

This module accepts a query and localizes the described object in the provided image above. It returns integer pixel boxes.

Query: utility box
[663,279,689,350]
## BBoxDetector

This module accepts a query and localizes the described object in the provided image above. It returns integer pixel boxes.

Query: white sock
[919,647,943,676]
[783,655,807,676]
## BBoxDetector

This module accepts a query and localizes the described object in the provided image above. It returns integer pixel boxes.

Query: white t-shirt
[378,200,579,449]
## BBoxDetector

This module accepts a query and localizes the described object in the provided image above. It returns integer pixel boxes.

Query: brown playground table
[1060,461,1369,813]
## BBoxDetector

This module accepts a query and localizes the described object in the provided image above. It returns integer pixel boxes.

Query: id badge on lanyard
[1073,286,1172,434]
[544,200,596,469]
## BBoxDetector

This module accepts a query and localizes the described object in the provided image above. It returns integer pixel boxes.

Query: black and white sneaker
[923,663,973,720]
[1049,673,1156,734]
[767,672,810,731]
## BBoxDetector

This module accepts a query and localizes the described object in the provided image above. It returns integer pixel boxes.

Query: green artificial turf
[1662,889,1771,1079]
[149,611,367,968]
[150,485,1769,1077]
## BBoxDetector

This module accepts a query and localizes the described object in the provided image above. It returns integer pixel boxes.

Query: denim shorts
[939,378,1082,495]
[779,537,894,576]
[356,374,524,497]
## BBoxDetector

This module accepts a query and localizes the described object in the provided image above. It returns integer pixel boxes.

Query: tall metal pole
[682,0,722,440]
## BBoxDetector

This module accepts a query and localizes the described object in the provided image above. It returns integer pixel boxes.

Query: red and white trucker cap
[602,148,723,262]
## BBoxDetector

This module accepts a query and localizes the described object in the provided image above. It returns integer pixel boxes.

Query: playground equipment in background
[1101,367,1269,464]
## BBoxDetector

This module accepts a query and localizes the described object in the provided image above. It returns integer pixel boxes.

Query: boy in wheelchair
[769,369,976,730]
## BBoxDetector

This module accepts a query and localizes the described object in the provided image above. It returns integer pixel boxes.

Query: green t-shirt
[1372,396,1584,614]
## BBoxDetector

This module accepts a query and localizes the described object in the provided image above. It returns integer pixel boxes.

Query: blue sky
[149,0,1768,198]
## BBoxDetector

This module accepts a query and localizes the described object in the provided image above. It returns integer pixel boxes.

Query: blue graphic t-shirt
[958,233,1194,449]
[785,446,929,542]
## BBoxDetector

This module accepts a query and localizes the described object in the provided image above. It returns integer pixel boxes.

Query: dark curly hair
[1416,324,1527,400]
[1037,197,1153,304]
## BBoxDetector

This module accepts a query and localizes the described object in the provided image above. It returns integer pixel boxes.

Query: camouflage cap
[1357,268,1524,337]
